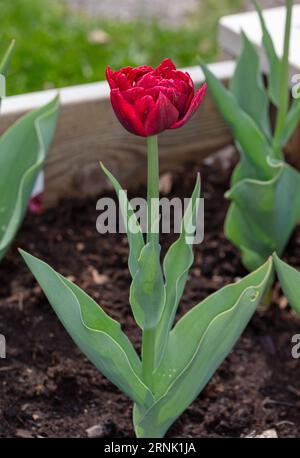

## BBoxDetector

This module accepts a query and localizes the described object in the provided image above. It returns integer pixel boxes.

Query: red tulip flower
[106,58,207,137]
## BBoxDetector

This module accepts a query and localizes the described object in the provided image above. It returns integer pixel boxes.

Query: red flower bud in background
[106,58,207,137]
[28,193,43,215]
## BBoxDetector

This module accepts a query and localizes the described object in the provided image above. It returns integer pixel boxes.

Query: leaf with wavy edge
[20,250,154,408]
[133,258,273,438]
[0,96,59,261]
[225,158,300,271]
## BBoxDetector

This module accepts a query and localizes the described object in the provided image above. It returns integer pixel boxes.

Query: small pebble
[86,421,114,438]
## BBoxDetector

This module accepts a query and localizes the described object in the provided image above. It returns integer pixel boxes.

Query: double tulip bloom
[106,58,207,137]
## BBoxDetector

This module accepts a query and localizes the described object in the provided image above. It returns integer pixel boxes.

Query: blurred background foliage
[0,0,242,95]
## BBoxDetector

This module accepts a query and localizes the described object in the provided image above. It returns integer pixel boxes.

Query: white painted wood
[219,6,300,76]
[1,61,236,116]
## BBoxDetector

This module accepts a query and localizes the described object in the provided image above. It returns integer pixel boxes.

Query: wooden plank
[219,6,300,74]
[0,61,235,208]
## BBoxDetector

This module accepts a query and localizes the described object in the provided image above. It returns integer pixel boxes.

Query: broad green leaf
[273,254,300,316]
[281,98,300,146]
[134,258,273,438]
[0,40,15,76]
[101,163,144,278]
[0,96,59,262]
[230,32,270,138]
[154,175,200,367]
[129,241,166,330]
[200,63,274,181]
[225,160,300,271]
[252,0,281,106]
[20,250,154,407]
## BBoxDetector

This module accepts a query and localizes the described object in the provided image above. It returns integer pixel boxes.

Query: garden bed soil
[0,149,300,438]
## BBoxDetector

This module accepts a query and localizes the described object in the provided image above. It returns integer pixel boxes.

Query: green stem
[273,0,293,159]
[142,135,159,392]
[146,135,159,245]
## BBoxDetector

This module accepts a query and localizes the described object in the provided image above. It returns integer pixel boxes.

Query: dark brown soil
[0,150,300,438]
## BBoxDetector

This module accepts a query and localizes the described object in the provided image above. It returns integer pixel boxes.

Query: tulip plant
[201,0,300,273]
[21,59,274,438]
[0,41,59,263]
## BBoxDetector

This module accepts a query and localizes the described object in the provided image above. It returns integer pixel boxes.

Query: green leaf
[0,96,59,262]
[273,254,300,316]
[134,258,273,438]
[154,175,200,367]
[0,40,15,76]
[20,250,154,407]
[200,62,273,182]
[252,0,281,106]
[225,160,300,271]
[101,163,145,278]
[129,241,166,330]
[281,98,300,146]
[230,32,270,138]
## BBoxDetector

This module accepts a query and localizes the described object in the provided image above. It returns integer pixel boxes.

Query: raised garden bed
[1,151,300,438]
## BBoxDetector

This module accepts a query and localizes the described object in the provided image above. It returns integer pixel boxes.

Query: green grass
[0,0,242,95]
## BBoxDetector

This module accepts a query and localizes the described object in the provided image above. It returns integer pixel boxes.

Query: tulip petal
[110,89,146,136]
[134,95,156,122]
[106,66,117,89]
[144,86,177,105]
[144,91,179,136]
[115,72,131,91]
[136,73,160,89]
[171,80,190,115]
[128,66,153,84]
[156,58,176,73]
[170,83,207,130]
[122,87,145,103]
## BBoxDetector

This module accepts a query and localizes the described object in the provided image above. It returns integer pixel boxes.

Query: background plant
[201,0,300,273]
[21,60,274,438]
[0,41,59,262]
